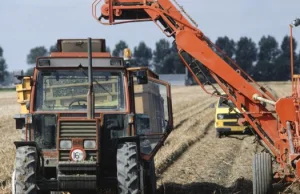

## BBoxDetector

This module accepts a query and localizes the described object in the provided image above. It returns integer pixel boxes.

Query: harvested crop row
[155,86,217,176]
[155,83,292,194]
[0,92,20,194]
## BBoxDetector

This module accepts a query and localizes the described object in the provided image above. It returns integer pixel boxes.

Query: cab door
[133,76,173,161]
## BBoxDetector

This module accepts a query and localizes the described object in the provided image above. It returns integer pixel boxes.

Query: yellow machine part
[16,77,32,114]
[214,95,247,132]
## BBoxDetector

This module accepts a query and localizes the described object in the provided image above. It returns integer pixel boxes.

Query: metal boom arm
[92,0,300,180]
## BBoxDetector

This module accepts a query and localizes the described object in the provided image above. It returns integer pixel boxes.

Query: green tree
[25,67,34,76]
[273,36,297,80]
[153,39,172,73]
[49,43,58,52]
[168,43,185,74]
[253,36,280,81]
[152,40,185,74]
[112,41,128,57]
[235,37,257,73]
[257,36,280,62]
[133,41,152,66]
[153,39,171,64]
[27,46,48,65]
[280,35,297,57]
[0,47,8,83]
[215,36,236,60]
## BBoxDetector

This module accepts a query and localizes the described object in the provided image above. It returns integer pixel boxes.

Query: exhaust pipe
[87,37,95,119]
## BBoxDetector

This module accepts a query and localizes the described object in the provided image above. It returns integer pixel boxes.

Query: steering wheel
[68,99,87,109]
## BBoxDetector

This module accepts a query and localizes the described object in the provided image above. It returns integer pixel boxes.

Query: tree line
[0,34,299,85]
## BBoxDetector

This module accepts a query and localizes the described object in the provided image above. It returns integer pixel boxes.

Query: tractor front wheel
[12,146,38,194]
[252,152,273,194]
[117,142,139,194]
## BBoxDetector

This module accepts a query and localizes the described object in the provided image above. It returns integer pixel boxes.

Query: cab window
[35,70,125,111]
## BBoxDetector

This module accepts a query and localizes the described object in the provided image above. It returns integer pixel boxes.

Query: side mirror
[13,70,24,85]
[136,70,148,85]
[209,103,215,108]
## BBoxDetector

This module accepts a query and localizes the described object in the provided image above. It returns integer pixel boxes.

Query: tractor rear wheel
[12,146,38,194]
[252,152,273,194]
[117,142,139,194]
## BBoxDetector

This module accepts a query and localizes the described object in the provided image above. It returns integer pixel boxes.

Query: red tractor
[12,38,173,193]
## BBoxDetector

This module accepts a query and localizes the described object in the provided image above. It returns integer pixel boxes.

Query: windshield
[35,69,125,111]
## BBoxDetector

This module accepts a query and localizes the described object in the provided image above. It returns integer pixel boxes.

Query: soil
[154,84,295,194]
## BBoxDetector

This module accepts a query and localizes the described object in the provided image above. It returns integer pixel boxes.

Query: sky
[1,0,300,71]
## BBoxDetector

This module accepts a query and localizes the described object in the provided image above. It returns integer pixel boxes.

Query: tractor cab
[12,38,173,193]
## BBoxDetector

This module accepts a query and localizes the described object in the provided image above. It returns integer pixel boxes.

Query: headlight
[84,140,96,149]
[217,114,224,120]
[60,140,72,149]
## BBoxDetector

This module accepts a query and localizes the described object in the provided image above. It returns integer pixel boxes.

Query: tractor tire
[252,152,273,194]
[12,146,38,194]
[117,142,139,194]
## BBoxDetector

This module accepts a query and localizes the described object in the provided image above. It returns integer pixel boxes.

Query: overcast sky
[1,0,300,71]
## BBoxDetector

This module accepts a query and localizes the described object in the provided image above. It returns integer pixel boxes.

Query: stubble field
[0,82,293,193]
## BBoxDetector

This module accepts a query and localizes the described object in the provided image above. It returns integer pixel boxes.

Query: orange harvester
[92,0,300,185]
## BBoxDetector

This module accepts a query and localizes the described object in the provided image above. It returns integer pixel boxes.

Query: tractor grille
[59,121,97,137]
[59,120,97,161]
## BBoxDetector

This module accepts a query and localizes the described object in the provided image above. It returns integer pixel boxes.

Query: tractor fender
[14,141,38,149]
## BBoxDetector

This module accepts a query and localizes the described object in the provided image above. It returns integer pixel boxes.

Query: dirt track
[154,83,291,194]
[0,92,20,194]
[154,86,260,194]
[0,83,293,193]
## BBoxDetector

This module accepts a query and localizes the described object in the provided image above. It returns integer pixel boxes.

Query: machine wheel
[117,142,139,194]
[12,146,38,194]
[252,152,273,194]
